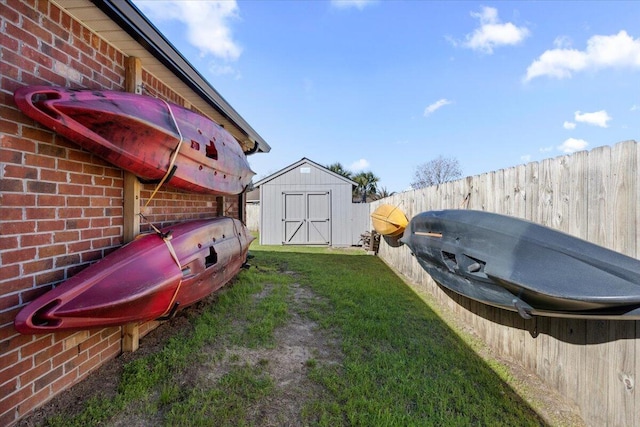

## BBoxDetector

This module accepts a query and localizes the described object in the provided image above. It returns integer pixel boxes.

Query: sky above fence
[133,0,640,193]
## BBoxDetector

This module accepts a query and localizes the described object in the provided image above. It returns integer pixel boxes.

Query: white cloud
[424,98,453,116]
[563,121,576,130]
[558,138,589,153]
[330,0,376,10]
[349,158,370,171]
[525,30,640,81]
[631,104,639,111]
[462,7,530,54]
[574,110,612,128]
[135,0,242,61]
[520,154,531,162]
[539,146,554,153]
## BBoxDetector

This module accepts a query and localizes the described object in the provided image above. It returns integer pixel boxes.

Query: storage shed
[255,158,369,247]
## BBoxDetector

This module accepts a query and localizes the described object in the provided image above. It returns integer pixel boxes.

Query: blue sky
[133,0,640,192]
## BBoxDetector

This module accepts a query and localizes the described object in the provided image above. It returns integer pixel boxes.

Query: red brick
[0,221,36,235]
[37,244,66,259]
[0,277,33,297]
[68,173,92,185]
[58,159,83,173]
[58,183,83,195]
[0,265,20,282]
[24,152,56,168]
[0,208,23,221]
[17,385,52,417]
[37,220,65,232]
[36,65,69,87]
[37,194,65,206]
[26,207,56,220]
[1,192,34,206]
[22,125,55,144]
[51,369,78,395]
[54,254,80,269]
[0,293,19,312]
[0,378,18,402]
[2,164,37,179]
[1,247,36,264]
[34,270,64,287]
[27,180,57,194]
[0,387,32,422]
[20,335,53,359]
[81,249,104,263]
[67,196,90,207]
[35,342,64,367]
[40,168,67,182]
[1,48,36,74]
[0,119,19,136]
[53,231,79,243]
[0,357,32,386]
[83,185,105,196]
[0,178,24,192]
[67,240,92,254]
[78,352,102,376]
[21,13,53,46]
[23,258,54,275]
[34,365,63,392]
[90,197,111,207]
[83,207,104,217]
[0,148,22,163]
[0,2,20,23]
[19,359,52,388]
[21,233,52,247]
[52,347,78,370]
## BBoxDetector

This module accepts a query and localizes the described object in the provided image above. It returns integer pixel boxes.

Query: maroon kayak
[13,86,254,195]
[15,218,254,334]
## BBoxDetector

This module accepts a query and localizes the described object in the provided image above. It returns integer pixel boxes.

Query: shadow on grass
[250,243,549,426]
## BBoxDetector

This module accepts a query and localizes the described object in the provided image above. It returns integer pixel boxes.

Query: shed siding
[259,160,356,246]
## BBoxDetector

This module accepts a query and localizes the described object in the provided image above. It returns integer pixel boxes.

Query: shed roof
[254,158,357,187]
[55,0,270,155]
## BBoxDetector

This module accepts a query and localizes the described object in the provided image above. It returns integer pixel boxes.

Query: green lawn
[49,241,546,426]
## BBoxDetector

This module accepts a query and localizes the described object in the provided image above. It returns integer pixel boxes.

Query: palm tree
[326,162,353,180]
[353,171,379,203]
[374,186,395,200]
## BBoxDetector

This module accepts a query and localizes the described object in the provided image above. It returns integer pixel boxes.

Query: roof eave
[91,0,271,155]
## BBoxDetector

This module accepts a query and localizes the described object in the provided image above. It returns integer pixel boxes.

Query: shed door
[282,191,331,245]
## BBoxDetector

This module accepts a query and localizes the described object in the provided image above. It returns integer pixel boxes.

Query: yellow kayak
[371,204,408,237]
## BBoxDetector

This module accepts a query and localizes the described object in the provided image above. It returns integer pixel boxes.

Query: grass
[47,240,546,426]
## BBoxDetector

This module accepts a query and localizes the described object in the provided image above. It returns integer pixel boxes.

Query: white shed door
[282,191,331,245]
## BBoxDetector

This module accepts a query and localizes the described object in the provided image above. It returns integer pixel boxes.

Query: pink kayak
[14,86,254,195]
[15,218,254,333]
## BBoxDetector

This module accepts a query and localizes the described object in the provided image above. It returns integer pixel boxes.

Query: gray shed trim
[254,158,356,187]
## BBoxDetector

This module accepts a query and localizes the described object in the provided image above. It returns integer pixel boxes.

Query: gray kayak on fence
[400,210,640,320]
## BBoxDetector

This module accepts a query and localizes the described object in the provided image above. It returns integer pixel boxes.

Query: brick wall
[0,1,241,424]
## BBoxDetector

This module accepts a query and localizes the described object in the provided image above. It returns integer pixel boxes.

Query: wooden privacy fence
[371,140,639,427]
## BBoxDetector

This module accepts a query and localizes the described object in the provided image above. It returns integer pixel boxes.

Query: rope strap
[145,100,185,208]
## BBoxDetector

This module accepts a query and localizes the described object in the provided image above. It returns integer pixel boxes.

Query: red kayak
[13,86,254,195]
[14,218,254,334]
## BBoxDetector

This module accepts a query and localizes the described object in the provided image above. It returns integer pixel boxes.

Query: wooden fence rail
[371,140,639,427]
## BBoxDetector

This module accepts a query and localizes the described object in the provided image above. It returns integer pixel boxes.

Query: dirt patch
[17,284,342,427]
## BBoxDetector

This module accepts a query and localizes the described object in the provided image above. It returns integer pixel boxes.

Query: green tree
[353,171,379,203]
[326,162,353,180]
[374,186,396,200]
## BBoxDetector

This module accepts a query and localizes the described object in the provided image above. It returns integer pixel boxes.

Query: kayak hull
[13,86,254,195]
[371,204,408,237]
[15,218,254,333]
[401,210,640,319]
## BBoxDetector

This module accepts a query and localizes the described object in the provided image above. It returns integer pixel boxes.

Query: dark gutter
[91,0,270,154]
